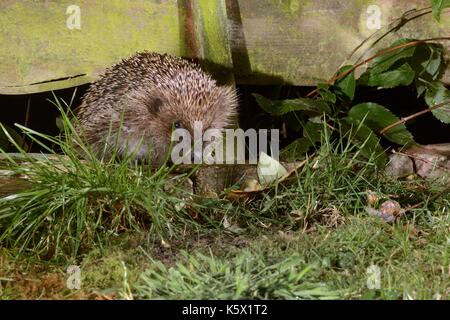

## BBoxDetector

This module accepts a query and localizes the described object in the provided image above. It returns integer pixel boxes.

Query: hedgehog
[75,51,238,165]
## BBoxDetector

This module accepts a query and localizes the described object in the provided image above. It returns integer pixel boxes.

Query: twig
[346,8,432,64]
[23,96,32,152]
[306,37,450,98]
[403,185,450,213]
[380,100,450,135]
[395,150,450,173]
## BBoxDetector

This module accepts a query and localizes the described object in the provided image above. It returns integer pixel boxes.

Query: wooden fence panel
[231,0,450,85]
[0,0,181,94]
[0,0,448,94]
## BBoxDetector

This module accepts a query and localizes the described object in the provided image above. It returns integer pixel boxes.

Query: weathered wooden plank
[0,176,33,196]
[179,0,235,84]
[0,0,181,94]
[0,0,448,94]
[231,0,450,85]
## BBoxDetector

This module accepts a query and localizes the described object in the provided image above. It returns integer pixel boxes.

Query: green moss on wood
[0,0,180,94]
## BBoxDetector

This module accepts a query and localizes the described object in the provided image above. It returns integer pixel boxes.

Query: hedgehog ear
[145,96,164,115]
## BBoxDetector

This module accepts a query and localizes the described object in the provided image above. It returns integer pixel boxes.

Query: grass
[136,249,341,300]
[133,212,449,299]
[0,94,449,299]
[0,94,217,259]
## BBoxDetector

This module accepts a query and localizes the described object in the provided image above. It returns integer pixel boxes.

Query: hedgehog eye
[173,121,183,130]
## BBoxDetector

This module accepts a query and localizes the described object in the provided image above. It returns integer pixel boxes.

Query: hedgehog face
[139,85,238,165]
[76,51,238,166]
[78,85,237,166]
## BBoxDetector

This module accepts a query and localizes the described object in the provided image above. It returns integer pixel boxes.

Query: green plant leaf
[334,65,356,101]
[280,137,314,161]
[358,39,417,88]
[343,117,388,167]
[317,83,337,103]
[348,103,414,145]
[424,82,450,124]
[431,0,450,21]
[0,123,28,152]
[303,121,326,143]
[367,63,415,88]
[413,44,444,96]
[253,94,331,116]
[418,44,443,80]
[280,121,327,160]
[368,39,417,74]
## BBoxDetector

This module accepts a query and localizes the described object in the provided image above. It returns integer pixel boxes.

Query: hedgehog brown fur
[75,51,238,165]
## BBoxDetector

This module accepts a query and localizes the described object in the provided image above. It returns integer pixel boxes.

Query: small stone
[413,153,449,180]
[385,153,414,179]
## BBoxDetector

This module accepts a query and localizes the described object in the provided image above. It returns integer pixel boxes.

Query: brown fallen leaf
[227,156,312,201]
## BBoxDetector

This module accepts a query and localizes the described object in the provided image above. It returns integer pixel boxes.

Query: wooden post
[179,0,235,85]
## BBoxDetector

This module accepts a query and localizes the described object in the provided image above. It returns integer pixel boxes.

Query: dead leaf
[227,156,312,200]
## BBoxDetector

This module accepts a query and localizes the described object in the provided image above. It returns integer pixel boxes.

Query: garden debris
[227,157,311,201]
[241,179,263,192]
[385,143,450,183]
[222,216,245,234]
[320,206,346,228]
[405,144,450,181]
[257,152,288,184]
[160,239,171,249]
[366,199,405,222]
